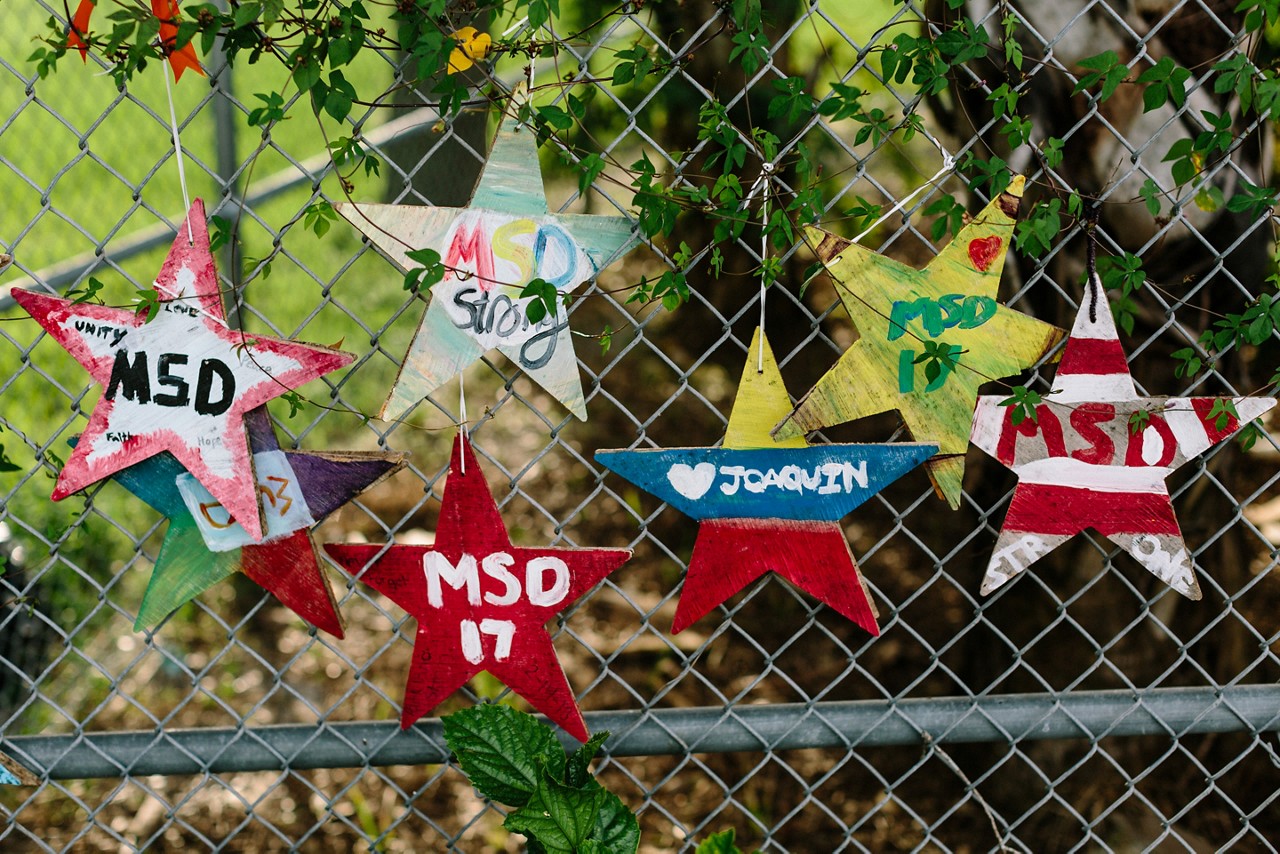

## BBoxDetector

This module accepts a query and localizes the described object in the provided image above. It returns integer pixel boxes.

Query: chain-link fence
[2,0,1279,850]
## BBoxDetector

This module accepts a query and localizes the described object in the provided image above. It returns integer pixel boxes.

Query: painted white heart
[667,462,716,500]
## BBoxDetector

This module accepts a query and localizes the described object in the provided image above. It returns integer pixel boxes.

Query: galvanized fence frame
[1,0,1279,850]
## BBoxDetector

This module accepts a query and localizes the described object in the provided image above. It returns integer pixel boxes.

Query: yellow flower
[448,27,492,74]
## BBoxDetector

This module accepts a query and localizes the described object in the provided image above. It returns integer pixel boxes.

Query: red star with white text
[324,435,630,741]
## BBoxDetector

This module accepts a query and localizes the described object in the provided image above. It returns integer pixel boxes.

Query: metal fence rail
[1,0,1279,851]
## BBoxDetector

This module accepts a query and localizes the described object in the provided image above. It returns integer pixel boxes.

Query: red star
[13,200,353,541]
[324,436,630,741]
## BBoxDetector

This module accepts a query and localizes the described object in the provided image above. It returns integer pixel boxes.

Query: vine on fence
[24,1,1280,427]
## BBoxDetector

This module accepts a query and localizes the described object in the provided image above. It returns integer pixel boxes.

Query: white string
[162,68,193,244]
[153,280,230,330]
[852,153,955,244]
[458,375,467,474]
[758,187,769,373]
[744,164,775,373]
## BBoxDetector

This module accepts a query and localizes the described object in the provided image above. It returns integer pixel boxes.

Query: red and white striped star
[970,275,1274,598]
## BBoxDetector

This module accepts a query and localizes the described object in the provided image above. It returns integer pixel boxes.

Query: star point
[324,435,631,741]
[774,178,1065,508]
[971,275,1276,598]
[337,112,638,423]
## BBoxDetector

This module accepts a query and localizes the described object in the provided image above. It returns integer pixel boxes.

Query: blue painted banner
[595,444,936,521]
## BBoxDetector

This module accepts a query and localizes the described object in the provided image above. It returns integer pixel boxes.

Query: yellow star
[774,176,1065,508]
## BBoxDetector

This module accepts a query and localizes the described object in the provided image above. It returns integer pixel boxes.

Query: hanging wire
[162,69,194,245]
[853,153,955,244]
[745,164,775,373]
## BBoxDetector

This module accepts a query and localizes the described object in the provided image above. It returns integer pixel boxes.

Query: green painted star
[774,176,1065,508]
[338,108,637,422]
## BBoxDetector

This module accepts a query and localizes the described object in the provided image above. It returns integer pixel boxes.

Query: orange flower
[151,0,206,81]
[66,0,95,60]
[65,0,204,80]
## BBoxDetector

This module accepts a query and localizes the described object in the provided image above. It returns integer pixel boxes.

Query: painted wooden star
[773,176,1066,509]
[597,328,937,634]
[336,108,637,423]
[0,749,37,787]
[324,436,631,741]
[13,200,353,541]
[102,407,405,635]
[970,275,1276,598]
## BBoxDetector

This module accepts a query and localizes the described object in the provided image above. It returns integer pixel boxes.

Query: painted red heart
[968,236,1003,272]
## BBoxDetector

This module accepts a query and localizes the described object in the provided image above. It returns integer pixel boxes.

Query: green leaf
[247,91,286,127]
[696,829,744,853]
[565,730,609,789]
[1097,252,1146,297]
[1195,184,1225,212]
[538,105,574,132]
[1225,180,1279,219]
[731,0,763,31]
[988,83,1019,118]
[403,247,444,293]
[1139,179,1163,217]
[1128,408,1151,435]
[232,2,261,28]
[1237,421,1261,451]
[1073,50,1128,101]
[1172,347,1203,378]
[924,195,965,241]
[303,201,337,238]
[1013,199,1062,258]
[818,82,865,121]
[0,445,21,474]
[67,277,106,305]
[767,76,812,124]
[1111,294,1138,335]
[1208,397,1239,432]
[527,0,559,30]
[260,0,285,26]
[612,44,655,86]
[291,52,321,93]
[1002,13,1024,70]
[999,386,1042,426]
[504,771,607,854]
[442,704,566,808]
[999,115,1033,149]
[1041,137,1064,170]
[728,30,769,75]
[1239,0,1280,32]
[577,153,606,197]
[520,278,559,324]
[1136,56,1190,111]
[323,70,357,122]
[1213,53,1256,112]
[959,153,1011,196]
[133,288,160,323]
[591,791,640,854]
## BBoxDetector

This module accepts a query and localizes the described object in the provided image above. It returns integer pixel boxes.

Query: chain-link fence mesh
[1,0,1279,850]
